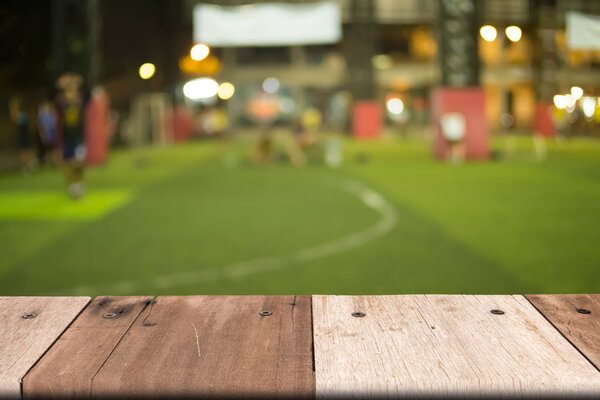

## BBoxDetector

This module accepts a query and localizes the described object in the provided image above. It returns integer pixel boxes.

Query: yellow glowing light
[480,25,497,42]
[191,44,210,61]
[138,63,155,80]
[505,26,522,42]
[217,82,235,100]
[571,86,583,100]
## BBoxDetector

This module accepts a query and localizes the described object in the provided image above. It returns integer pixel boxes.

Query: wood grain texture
[0,296,90,399]
[527,294,600,370]
[90,295,314,398]
[23,296,152,399]
[312,295,600,398]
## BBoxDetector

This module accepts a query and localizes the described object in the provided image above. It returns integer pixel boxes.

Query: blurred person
[56,72,89,199]
[329,91,351,132]
[552,106,568,138]
[249,92,279,163]
[301,106,322,136]
[253,131,273,163]
[37,97,58,166]
[200,106,229,139]
[200,106,217,137]
[213,107,229,139]
[440,112,466,163]
[324,134,343,168]
[294,107,322,162]
[9,96,37,173]
[288,119,307,166]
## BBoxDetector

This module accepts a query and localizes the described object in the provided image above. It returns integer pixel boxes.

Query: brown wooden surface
[23,296,152,399]
[313,295,600,398]
[527,294,600,370]
[88,295,314,398]
[0,296,90,399]
[12,294,600,398]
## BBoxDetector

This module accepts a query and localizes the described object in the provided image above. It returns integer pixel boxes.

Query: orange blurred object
[178,55,221,76]
[248,93,279,123]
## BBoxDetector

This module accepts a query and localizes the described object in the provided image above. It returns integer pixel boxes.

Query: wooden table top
[1,294,599,398]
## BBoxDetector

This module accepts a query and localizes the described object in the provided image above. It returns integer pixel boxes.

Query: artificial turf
[0,135,599,296]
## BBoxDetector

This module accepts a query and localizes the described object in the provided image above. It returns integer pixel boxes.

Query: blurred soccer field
[1,135,599,296]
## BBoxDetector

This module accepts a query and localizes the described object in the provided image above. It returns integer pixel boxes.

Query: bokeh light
[553,95,567,109]
[571,86,583,100]
[138,63,156,80]
[480,25,497,42]
[190,44,210,61]
[217,82,235,100]
[386,98,404,115]
[505,26,522,42]
[183,77,219,100]
[262,77,280,93]
[565,94,576,108]
[582,97,596,119]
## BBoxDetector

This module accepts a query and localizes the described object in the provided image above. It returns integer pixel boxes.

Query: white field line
[68,178,398,295]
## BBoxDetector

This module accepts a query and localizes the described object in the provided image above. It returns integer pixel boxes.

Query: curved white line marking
[69,178,397,295]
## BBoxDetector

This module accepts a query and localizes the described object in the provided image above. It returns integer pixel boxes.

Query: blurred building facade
[3,0,600,158]
[182,0,600,134]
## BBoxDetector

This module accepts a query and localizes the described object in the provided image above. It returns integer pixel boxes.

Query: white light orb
[386,98,404,115]
[571,86,583,100]
[553,95,566,109]
[565,94,576,108]
[582,97,596,119]
[262,77,280,94]
[505,26,522,42]
[191,44,210,61]
[183,78,219,100]
[480,25,497,42]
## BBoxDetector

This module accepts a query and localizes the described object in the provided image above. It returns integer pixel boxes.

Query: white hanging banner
[193,2,342,47]
[567,11,600,50]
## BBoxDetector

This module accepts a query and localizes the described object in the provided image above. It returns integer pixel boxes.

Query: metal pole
[51,0,66,83]
[438,0,481,87]
[87,0,102,88]
[346,0,377,100]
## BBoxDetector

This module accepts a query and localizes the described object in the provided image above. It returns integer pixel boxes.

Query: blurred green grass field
[1,135,599,296]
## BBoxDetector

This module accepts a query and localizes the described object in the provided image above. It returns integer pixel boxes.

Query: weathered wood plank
[312,295,600,398]
[90,295,314,398]
[0,296,90,399]
[23,296,152,399]
[527,294,600,371]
